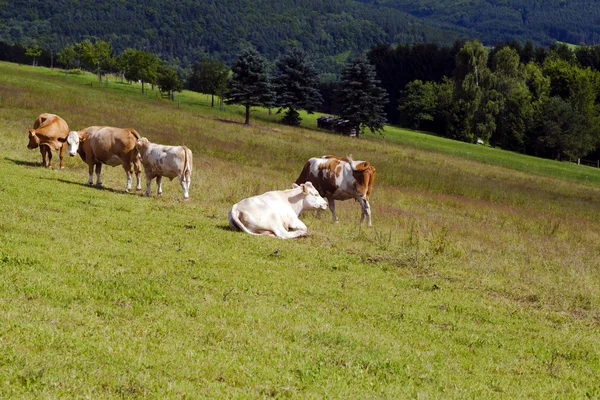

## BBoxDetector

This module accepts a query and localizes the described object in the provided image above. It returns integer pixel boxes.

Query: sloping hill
[1,62,599,397]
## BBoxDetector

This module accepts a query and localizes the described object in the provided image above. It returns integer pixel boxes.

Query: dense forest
[2,0,600,76]
[0,0,464,76]
[357,0,600,46]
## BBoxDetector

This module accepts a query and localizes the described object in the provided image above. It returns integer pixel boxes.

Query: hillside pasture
[0,62,599,398]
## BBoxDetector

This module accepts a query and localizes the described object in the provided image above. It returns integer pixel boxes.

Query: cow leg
[274,226,308,239]
[122,161,133,192]
[328,197,339,223]
[144,173,152,197]
[95,163,103,187]
[40,146,50,168]
[179,173,190,200]
[87,162,95,186]
[287,217,308,232]
[359,197,372,227]
[134,158,142,191]
[156,176,163,196]
[58,142,66,169]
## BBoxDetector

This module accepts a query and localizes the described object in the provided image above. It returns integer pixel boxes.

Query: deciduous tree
[187,59,229,107]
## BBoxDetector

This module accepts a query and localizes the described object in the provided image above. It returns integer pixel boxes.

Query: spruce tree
[272,48,322,126]
[225,48,273,125]
[337,55,388,136]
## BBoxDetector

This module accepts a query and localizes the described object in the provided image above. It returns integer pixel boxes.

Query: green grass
[1,61,600,398]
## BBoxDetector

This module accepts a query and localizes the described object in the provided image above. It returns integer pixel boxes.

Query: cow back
[31,113,69,150]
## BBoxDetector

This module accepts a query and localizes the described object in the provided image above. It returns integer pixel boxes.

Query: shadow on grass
[52,177,140,195]
[216,224,235,232]
[5,157,43,168]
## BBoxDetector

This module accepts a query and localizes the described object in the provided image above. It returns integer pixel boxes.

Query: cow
[295,155,376,226]
[27,113,69,168]
[66,126,142,192]
[228,182,328,239]
[135,137,193,199]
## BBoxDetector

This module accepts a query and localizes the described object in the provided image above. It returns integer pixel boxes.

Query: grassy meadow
[1,61,599,398]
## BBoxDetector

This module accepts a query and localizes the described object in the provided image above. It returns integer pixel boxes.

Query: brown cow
[295,155,376,226]
[27,113,69,168]
[66,126,142,192]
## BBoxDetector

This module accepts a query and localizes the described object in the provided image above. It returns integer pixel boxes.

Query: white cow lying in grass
[228,182,328,239]
[135,137,193,199]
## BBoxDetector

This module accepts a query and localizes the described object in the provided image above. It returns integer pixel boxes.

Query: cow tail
[130,129,141,161]
[228,204,258,235]
[182,146,193,182]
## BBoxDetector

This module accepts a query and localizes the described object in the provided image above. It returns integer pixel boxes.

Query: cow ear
[292,183,300,189]
[57,137,66,143]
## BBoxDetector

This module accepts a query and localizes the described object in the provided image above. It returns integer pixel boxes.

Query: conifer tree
[337,55,388,136]
[272,48,322,126]
[225,48,273,125]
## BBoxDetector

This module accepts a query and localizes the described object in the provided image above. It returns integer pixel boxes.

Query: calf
[27,113,69,168]
[228,182,328,239]
[135,137,193,199]
[66,126,142,192]
[295,155,376,226]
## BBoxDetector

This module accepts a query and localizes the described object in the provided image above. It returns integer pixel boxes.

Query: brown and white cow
[66,126,142,192]
[135,137,193,199]
[228,182,328,239]
[295,155,376,226]
[27,113,69,168]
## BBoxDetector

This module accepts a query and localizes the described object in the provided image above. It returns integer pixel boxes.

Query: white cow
[135,137,193,199]
[228,182,328,239]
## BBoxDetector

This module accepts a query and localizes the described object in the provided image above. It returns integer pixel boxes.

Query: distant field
[1,62,599,398]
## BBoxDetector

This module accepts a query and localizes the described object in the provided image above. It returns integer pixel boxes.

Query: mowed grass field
[1,61,599,399]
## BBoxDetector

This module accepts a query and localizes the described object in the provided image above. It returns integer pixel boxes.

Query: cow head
[27,130,40,149]
[135,137,151,154]
[66,131,81,156]
[297,181,328,210]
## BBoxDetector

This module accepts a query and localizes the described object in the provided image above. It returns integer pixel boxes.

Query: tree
[57,45,76,70]
[489,47,533,150]
[25,44,42,66]
[94,40,114,82]
[116,49,161,94]
[157,65,183,100]
[187,59,229,107]
[225,48,274,125]
[453,40,497,143]
[398,79,436,130]
[74,40,96,71]
[272,48,322,126]
[336,55,388,136]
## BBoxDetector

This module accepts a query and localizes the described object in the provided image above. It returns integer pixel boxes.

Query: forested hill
[1,0,599,73]
[0,0,464,73]
[357,0,600,46]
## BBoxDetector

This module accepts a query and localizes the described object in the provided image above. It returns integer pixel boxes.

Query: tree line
[1,39,388,136]
[376,40,600,161]
[5,36,600,161]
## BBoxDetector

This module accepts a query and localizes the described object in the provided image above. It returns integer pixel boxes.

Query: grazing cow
[27,113,69,168]
[228,182,328,239]
[135,137,193,199]
[295,155,376,226]
[66,126,142,192]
